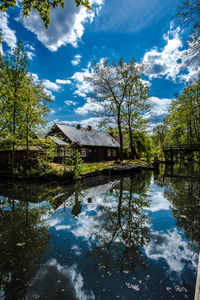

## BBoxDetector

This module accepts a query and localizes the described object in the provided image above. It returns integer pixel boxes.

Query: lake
[0,164,199,299]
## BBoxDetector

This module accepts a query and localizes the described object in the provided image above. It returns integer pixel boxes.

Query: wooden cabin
[48,123,120,162]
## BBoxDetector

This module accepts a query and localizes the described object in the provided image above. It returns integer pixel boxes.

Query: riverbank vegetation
[0,37,200,180]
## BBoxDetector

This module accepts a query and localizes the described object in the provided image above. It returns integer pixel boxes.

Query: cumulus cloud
[56,79,71,85]
[71,54,82,66]
[64,100,77,106]
[42,79,61,92]
[71,68,93,97]
[74,98,103,115]
[144,96,174,125]
[145,229,198,273]
[29,73,67,101]
[0,12,17,51]
[143,24,200,83]
[143,26,183,81]
[25,44,35,60]
[18,0,104,51]
[27,259,95,300]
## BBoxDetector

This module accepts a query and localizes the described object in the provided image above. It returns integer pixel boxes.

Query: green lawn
[80,159,152,175]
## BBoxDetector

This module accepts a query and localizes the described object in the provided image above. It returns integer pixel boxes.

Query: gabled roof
[48,135,69,146]
[54,123,120,148]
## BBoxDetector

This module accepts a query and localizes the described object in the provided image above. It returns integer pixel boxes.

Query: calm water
[0,165,199,300]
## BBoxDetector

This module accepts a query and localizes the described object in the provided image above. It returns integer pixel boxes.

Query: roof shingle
[55,124,120,148]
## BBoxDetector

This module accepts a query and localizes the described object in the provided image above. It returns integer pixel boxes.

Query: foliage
[0,0,91,29]
[168,80,200,145]
[0,40,51,167]
[0,197,50,298]
[63,148,84,177]
[176,0,200,65]
[86,57,149,159]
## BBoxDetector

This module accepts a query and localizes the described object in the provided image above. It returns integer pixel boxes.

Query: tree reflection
[0,197,50,299]
[87,172,152,272]
[164,175,200,246]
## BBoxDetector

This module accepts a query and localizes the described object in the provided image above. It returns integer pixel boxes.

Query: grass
[80,159,152,175]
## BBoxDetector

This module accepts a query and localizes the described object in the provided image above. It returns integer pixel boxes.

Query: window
[60,149,65,157]
[107,149,111,157]
[112,149,116,157]
[81,148,86,157]
[66,148,73,157]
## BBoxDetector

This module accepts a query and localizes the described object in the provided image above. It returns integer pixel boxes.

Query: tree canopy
[86,58,149,159]
[0,0,92,28]
[176,0,200,65]
[0,40,51,165]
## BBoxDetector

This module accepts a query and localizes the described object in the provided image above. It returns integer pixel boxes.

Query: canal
[0,164,199,299]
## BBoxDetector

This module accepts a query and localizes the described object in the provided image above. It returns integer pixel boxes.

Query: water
[0,165,199,300]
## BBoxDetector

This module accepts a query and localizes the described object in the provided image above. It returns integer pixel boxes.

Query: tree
[0,41,51,166]
[176,0,200,65]
[168,80,200,145]
[20,75,51,150]
[0,0,92,29]
[153,118,169,150]
[122,78,149,158]
[86,58,146,160]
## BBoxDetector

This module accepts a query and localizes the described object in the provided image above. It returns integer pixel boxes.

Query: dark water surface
[0,165,199,300]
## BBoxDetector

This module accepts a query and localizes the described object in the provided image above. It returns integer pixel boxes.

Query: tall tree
[86,58,145,160]
[0,41,51,165]
[122,79,149,158]
[168,80,200,145]
[0,0,91,28]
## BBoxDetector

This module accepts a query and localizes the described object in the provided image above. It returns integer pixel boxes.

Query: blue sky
[0,0,199,130]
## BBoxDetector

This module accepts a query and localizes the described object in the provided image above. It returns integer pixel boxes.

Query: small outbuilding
[48,123,120,162]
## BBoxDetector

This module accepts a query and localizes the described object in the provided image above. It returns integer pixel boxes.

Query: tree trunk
[117,108,123,161]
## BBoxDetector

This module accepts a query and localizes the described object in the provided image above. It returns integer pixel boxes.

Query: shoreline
[0,163,155,184]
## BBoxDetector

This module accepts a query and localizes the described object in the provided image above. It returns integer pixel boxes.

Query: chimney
[87,125,92,131]
[76,124,81,129]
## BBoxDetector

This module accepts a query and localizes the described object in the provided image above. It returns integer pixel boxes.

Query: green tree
[168,80,200,145]
[0,41,51,167]
[122,78,150,158]
[0,0,92,29]
[20,75,51,150]
[86,57,145,160]
[152,117,170,154]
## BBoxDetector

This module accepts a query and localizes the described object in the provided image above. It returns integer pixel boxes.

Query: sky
[0,0,199,131]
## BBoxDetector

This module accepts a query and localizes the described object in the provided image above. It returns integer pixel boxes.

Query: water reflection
[0,197,50,299]
[0,165,199,299]
[155,163,200,246]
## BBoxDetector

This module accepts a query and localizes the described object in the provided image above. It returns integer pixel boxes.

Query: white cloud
[143,24,200,83]
[143,26,183,81]
[0,12,17,50]
[56,79,71,85]
[64,100,77,106]
[148,190,170,212]
[25,44,35,60]
[18,0,104,51]
[145,229,198,273]
[27,259,95,300]
[71,68,93,97]
[42,79,61,92]
[74,98,103,115]
[144,96,174,125]
[59,117,103,129]
[29,73,65,100]
[71,54,82,66]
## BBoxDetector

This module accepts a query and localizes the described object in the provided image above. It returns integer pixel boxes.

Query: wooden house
[48,123,120,162]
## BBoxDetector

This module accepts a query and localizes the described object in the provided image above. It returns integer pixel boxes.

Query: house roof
[54,123,120,148]
[48,135,69,146]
